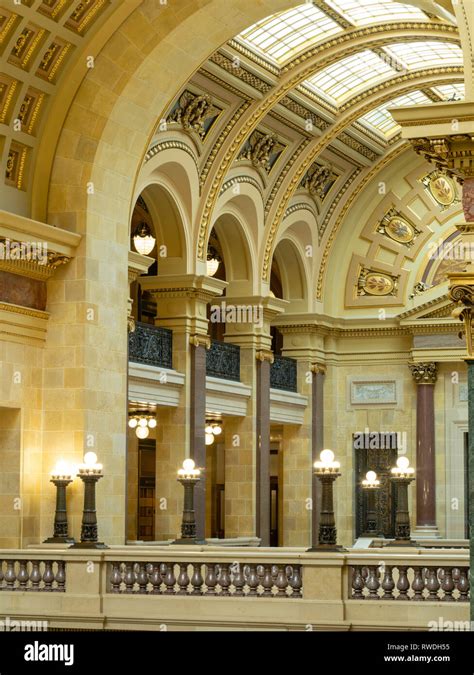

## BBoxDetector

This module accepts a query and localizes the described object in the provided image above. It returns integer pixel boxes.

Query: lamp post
[361,470,381,538]
[70,452,108,549]
[43,461,75,544]
[173,459,206,545]
[308,449,345,552]
[389,456,416,547]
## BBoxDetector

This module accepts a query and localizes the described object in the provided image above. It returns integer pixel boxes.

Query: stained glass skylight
[325,0,428,25]
[383,41,463,69]
[304,50,397,103]
[358,90,431,137]
[431,83,465,100]
[237,3,343,65]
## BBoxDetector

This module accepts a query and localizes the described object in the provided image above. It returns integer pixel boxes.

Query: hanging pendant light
[132,221,156,256]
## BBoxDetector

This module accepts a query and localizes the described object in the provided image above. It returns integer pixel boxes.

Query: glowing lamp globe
[366,470,377,482]
[136,426,149,439]
[320,449,335,465]
[128,418,138,429]
[397,456,410,470]
[84,452,98,466]
[183,459,195,472]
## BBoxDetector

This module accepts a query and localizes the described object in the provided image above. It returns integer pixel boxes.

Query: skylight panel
[383,41,463,69]
[431,83,465,100]
[325,0,428,26]
[305,50,397,103]
[237,3,343,64]
[358,90,431,137]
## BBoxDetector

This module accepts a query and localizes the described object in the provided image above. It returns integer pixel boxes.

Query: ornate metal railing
[206,340,240,381]
[129,322,173,369]
[110,561,302,597]
[270,355,297,392]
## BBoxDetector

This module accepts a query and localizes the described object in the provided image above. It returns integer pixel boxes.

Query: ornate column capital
[189,334,211,349]
[409,362,438,384]
[311,363,326,375]
[256,349,274,364]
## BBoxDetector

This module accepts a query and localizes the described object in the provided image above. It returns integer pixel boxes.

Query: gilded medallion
[364,273,394,296]
[428,174,455,206]
[385,216,414,244]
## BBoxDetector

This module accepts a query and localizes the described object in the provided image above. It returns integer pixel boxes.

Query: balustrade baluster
[205,564,217,595]
[219,564,231,596]
[396,566,409,600]
[43,561,54,592]
[191,563,203,595]
[366,566,380,599]
[288,565,302,598]
[247,565,259,596]
[411,566,425,601]
[441,567,455,602]
[124,562,135,593]
[164,563,176,594]
[261,565,273,596]
[275,565,288,597]
[457,568,470,602]
[30,561,41,591]
[381,566,395,600]
[137,563,148,594]
[150,564,162,594]
[111,563,121,593]
[5,560,16,590]
[232,564,245,596]
[0,560,4,590]
[177,563,190,595]
[56,561,66,593]
[426,567,440,601]
[351,566,364,599]
[17,561,29,590]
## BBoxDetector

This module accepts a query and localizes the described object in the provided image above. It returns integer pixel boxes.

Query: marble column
[256,350,272,546]
[409,362,439,538]
[311,364,326,548]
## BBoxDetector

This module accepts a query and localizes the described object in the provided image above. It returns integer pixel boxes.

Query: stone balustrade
[0,547,469,630]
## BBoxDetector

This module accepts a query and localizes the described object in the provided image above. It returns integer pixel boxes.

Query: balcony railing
[206,339,240,381]
[270,355,297,392]
[129,321,173,370]
[0,548,468,630]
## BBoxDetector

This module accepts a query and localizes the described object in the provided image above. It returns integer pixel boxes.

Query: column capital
[256,349,274,364]
[140,274,227,302]
[409,361,438,384]
[311,363,326,375]
[189,334,211,349]
[128,250,154,285]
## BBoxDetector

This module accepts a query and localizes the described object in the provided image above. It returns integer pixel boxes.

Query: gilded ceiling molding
[209,52,274,94]
[196,23,460,262]
[200,68,252,101]
[318,168,362,240]
[284,202,318,221]
[261,71,463,282]
[316,144,408,300]
[226,40,281,76]
[265,139,311,216]
[144,140,199,175]
[219,175,263,197]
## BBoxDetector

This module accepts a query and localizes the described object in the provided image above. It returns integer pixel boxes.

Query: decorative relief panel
[8,24,46,71]
[168,90,222,141]
[0,75,19,125]
[299,161,337,202]
[17,87,46,135]
[349,377,400,408]
[376,208,421,247]
[5,141,29,190]
[237,129,286,175]
[64,0,109,35]
[38,0,74,22]
[0,11,20,53]
[420,169,460,210]
[36,38,72,83]
[357,266,399,297]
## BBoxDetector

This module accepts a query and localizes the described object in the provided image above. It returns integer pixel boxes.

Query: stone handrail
[0,547,469,630]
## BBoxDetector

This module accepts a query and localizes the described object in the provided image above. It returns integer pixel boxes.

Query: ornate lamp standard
[70,452,108,549]
[43,461,75,544]
[361,471,381,538]
[308,449,345,552]
[173,459,205,545]
[389,456,415,547]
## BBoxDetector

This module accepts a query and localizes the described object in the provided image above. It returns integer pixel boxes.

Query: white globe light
[206,258,220,277]
[136,426,149,439]
[205,432,214,446]
[128,418,138,428]
[84,452,98,466]
[397,456,410,470]
[366,470,377,482]
[205,425,214,435]
[148,418,157,428]
[320,449,335,464]
[133,222,156,256]
[183,458,195,472]
[138,417,148,428]
[212,425,222,436]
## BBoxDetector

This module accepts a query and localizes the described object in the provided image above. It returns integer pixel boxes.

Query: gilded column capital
[189,334,211,349]
[256,349,274,364]
[311,363,326,375]
[409,362,438,384]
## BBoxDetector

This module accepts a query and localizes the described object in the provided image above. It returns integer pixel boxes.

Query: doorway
[137,440,155,541]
